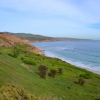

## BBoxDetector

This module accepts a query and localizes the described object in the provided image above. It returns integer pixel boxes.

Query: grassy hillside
[0,44,100,100]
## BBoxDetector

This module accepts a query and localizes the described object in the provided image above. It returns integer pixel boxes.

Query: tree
[58,68,63,74]
[38,65,48,79]
[78,77,85,85]
[48,69,57,78]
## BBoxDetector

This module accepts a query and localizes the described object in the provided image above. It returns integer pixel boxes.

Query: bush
[78,77,85,85]
[79,73,91,79]
[8,52,18,58]
[58,68,63,74]
[8,49,19,58]
[0,84,62,100]
[0,84,38,100]
[48,69,57,78]
[38,65,48,79]
[23,59,36,65]
[21,57,24,61]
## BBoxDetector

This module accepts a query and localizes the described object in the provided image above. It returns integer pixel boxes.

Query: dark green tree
[38,65,48,79]
[58,68,63,74]
[78,77,85,85]
[49,69,57,78]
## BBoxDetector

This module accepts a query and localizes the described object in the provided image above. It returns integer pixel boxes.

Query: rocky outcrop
[0,33,28,46]
[0,33,41,54]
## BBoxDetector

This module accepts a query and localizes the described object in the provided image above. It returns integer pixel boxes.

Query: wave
[75,48,100,53]
[32,41,100,72]
[53,50,100,64]
[65,49,100,58]
[51,47,100,58]
[44,50,100,71]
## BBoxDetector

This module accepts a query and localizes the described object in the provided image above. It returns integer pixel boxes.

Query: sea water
[31,40,100,72]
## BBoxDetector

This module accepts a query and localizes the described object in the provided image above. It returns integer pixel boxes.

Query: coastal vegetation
[0,34,100,100]
[0,44,100,100]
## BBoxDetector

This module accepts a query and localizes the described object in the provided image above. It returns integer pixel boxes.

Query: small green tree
[49,69,57,78]
[58,68,63,74]
[38,65,48,79]
[78,77,85,85]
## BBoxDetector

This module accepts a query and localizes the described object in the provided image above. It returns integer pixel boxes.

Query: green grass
[0,44,100,100]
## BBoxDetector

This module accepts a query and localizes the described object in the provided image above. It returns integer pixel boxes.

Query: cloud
[0,0,86,29]
[1,0,100,24]
[0,0,100,39]
[0,0,82,17]
[72,0,100,23]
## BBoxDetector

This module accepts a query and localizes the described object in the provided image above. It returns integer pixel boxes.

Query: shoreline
[31,41,100,76]
[85,68,100,75]
[42,51,100,75]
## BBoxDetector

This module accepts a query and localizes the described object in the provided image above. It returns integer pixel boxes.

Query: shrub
[8,49,19,58]
[58,68,63,74]
[0,84,63,100]
[78,77,85,85]
[23,59,36,65]
[21,57,24,61]
[0,84,38,100]
[8,52,18,58]
[79,73,91,79]
[38,65,48,79]
[48,69,57,78]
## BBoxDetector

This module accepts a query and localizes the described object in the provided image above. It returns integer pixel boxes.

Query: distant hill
[0,32,91,42]
[10,33,54,41]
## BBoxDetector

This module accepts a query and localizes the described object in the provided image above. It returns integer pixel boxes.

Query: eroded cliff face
[0,33,41,54]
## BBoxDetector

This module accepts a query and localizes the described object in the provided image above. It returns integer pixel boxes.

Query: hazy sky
[0,0,100,39]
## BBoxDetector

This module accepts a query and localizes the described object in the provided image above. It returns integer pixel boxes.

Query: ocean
[31,40,100,72]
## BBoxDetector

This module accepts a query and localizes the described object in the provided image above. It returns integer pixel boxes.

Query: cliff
[0,33,41,54]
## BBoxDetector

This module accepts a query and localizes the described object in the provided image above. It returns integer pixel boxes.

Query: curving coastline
[31,41,100,76]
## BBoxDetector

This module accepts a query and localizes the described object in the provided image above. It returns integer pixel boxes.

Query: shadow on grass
[73,81,79,84]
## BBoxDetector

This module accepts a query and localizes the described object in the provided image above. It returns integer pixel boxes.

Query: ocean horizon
[31,40,100,74]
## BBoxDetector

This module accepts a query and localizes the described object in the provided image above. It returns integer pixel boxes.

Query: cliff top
[0,33,41,54]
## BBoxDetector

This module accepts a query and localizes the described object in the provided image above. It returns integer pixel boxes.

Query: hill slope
[0,33,41,54]
[0,34,100,100]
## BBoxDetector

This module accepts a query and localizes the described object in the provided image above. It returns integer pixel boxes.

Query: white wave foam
[44,50,100,74]
[58,47,74,50]
[44,51,57,58]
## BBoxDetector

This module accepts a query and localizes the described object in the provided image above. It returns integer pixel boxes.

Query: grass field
[0,44,100,100]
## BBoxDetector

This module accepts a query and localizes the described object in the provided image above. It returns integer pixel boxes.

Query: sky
[0,0,100,39]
